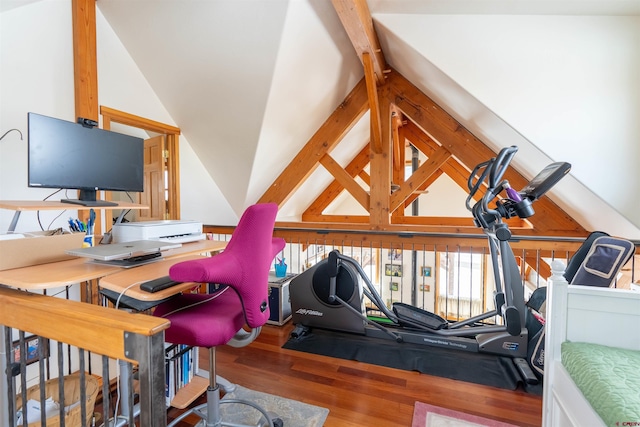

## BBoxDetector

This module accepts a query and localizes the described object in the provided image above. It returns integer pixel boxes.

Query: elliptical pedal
[392,303,448,330]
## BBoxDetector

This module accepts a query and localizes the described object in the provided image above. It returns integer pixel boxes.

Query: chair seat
[153,288,246,348]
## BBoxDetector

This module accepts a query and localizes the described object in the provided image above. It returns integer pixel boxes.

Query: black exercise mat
[283,328,542,395]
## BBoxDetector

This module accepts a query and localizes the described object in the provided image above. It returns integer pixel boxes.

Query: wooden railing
[206,225,639,319]
[1,226,637,426]
[0,287,169,427]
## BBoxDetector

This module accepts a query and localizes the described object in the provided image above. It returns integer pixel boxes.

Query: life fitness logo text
[296,308,324,317]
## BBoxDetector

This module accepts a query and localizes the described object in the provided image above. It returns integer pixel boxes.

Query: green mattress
[562,341,640,427]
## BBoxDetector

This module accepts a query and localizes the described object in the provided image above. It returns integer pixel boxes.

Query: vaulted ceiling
[93,0,639,237]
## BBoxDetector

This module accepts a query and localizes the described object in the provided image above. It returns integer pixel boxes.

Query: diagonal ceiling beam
[319,153,370,210]
[404,121,481,201]
[304,144,370,216]
[331,0,386,85]
[258,78,369,206]
[389,145,451,212]
[363,52,382,153]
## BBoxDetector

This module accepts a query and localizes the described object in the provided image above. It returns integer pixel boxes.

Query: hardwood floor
[167,323,543,427]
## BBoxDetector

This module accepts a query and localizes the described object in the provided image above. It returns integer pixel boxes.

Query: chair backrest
[569,235,635,288]
[169,203,285,327]
[564,231,609,283]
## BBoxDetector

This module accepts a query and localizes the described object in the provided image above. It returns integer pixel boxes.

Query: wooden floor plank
[167,323,542,427]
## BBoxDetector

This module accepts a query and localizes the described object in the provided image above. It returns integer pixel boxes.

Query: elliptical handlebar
[489,145,518,189]
[467,145,572,233]
[467,145,521,231]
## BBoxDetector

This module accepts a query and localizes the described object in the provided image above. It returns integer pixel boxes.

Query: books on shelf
[165,343,198,406]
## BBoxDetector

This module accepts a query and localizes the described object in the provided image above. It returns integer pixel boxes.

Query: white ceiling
[50,0,640,236]
[369,0,640,15]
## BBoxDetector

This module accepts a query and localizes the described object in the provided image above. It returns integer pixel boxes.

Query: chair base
[167,385,281,427]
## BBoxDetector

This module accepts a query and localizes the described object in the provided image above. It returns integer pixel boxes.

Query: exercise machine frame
[290,146,571,383]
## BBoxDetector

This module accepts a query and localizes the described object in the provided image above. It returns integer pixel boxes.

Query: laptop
[66,240,182,261]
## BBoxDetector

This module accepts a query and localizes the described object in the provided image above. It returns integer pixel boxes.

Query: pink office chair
[154,203,285,427]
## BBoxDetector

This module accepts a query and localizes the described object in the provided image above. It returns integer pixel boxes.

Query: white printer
[112,220,205,244]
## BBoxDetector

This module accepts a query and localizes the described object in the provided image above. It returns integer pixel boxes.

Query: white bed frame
[542,260,640,427]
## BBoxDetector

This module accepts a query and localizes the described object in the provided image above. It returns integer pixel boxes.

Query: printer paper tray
[155,233,206,244]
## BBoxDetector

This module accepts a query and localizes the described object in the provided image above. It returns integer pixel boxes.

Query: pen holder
[274,263,287,278]
[82,235,94,248]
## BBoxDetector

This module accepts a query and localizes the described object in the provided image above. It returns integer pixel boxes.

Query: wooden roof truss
[259,0,585,237]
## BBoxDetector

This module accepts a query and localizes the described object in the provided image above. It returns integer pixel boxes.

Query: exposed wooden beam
[71,0,100,255]
[391,110,404,173]
[319,153,370,211]
[404,121,481,201]
[393,216,532,229]
[363,52,382,153]
[273,219,532,235]
[331,0,386,85]
[259,78,369,206]
[304,145,370,216]
[384,69,586,236]
[301,214,371,224]
[72,0,98,122]
[358,170,371,186]
[260,63,587,236]
[390,145,451,212]
[391,121,406,219]
[369,89,392,227]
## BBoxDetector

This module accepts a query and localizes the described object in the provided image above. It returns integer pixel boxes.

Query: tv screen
[28,112,144,207]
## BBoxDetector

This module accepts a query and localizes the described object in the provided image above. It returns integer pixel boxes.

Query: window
[436,251,488,320]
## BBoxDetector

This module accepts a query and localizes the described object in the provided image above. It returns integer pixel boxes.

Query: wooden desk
[0,239,227,290]
[97,246,226,409]
[0,239,227,411]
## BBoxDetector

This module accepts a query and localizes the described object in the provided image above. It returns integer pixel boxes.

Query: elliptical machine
[289,146,571,383]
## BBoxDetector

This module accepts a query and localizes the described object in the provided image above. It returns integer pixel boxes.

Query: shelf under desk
[98,254,206,302]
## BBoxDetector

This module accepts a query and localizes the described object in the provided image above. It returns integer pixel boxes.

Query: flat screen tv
[28,112,144,207]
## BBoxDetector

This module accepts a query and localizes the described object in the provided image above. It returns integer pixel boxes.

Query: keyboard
[140,275,183,293]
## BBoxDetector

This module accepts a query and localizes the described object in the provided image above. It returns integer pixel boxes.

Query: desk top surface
[0,239,226,289]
